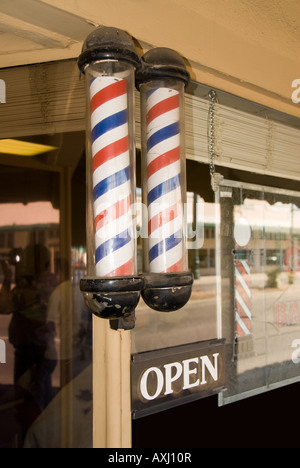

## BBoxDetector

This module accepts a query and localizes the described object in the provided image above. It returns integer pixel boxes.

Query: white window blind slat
[0,59,299,181]
[0,60,86,137]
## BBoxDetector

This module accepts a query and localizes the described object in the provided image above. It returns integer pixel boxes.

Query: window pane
[0,158,92,448]
[132,162,218,353]
[0,115,91,450]
[218,181,300,405]
[0,57,91,448]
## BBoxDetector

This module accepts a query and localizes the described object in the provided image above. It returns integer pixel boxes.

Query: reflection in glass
[0,201,59,445]
[132,190,218,353]
[0,60,92,448]
[0,170,92,447]
[218,182,300,406]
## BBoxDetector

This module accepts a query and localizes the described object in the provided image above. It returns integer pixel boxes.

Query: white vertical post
[0,339,6,363]
[0,79,6,103]
[93,318,131,448]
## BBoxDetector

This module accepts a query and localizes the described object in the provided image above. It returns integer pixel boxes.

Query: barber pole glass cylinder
[234,248,252,337]
[78,27,143,323]
[86,64,136,278]
[143,85,186,274]
[233,218,253,337]
[137,48,193,312]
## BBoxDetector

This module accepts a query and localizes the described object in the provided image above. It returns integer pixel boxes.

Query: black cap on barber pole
[78,26,141,73]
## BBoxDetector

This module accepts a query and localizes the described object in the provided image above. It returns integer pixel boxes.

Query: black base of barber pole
[80,276,144,323]
[141,272,193,312]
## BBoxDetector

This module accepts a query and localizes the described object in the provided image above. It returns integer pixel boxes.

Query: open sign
[131,339,225,418]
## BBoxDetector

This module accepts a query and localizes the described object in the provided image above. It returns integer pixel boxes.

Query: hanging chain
[208,89,217,176]
[208,89,223,191]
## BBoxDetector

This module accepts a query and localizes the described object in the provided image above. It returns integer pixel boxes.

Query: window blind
[0,60,86,137]
[0,59,299,181]
[184,94,300,181]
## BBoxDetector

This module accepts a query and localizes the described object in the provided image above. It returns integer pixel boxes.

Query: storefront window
[2,57,299,446]
[217,180,300,405]
[0,61,92,448]
[132,162,219,353]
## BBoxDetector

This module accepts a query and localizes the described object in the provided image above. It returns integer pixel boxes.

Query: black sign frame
[131,338,225,419]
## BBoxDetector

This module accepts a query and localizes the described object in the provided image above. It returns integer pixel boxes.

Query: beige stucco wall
[41,0,300,119]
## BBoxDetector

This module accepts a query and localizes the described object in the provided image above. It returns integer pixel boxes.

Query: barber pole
[234,248,252,337]
[79,27,144,322]
[90,76,135,277]
[137,47,193,312]
[145,87,184,273]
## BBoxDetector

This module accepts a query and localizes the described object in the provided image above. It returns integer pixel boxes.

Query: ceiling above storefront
[0,1,299,118]
[0,0,299,73]
[0,0,95,67]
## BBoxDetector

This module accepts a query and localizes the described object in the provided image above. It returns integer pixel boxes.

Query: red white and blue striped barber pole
[90,75,134,277]
[78,29,193,320]
[146,86,183,273]
[137,47,193,312]
[78,26,143,325]
[234,249,252,337]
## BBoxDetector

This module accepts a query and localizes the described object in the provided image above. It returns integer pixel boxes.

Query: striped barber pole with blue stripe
[90,76,135,277]
[146,87,184,273]
[234,252,252,337]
